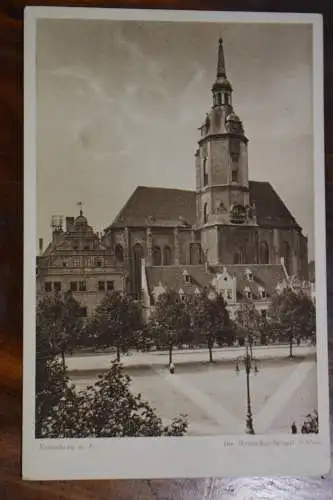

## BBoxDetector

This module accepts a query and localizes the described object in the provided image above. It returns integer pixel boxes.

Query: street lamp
[235,342,259,435]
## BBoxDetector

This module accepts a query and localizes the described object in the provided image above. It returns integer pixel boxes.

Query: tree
[36,359,188,438]
[269,288,316,358]
[89,292,143,361]
[235,301,262,354]
[189,291,230,363]
[152,291,191,364]
[36,291,83,370]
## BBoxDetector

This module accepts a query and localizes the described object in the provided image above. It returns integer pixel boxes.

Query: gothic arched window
[152,246,162,266]
[115,244,124,262]
[203,203,208,224]
[282,241,292,275]
[132,243,143,297]
[234,247,246,264]
[259,241,269,264]
[190,243,203,265]
[163,246,172,266]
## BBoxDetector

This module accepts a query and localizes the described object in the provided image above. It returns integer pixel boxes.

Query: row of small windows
[44,280,114,293]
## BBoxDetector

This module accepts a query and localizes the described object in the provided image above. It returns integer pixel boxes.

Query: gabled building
[37,209,126,314]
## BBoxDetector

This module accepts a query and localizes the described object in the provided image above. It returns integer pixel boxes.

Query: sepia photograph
[23,8,329,480]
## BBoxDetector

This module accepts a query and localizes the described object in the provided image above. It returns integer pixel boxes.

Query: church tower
[195,38,253,228]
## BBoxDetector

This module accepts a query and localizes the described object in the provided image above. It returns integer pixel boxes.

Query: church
[38,38,311,319]
[101,38,309,314]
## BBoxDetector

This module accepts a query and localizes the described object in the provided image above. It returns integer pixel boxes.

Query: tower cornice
[198,132,249,146]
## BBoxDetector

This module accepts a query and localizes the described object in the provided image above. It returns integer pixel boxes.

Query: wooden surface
[1,1,333,498]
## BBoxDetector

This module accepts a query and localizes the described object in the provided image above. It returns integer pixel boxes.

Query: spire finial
[77,201,83,217]
[217,37,226,78]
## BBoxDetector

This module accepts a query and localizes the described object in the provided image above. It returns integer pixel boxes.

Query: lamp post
[236,341,259,435]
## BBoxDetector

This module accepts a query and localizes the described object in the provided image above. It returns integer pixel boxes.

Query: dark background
[0,1,332,498]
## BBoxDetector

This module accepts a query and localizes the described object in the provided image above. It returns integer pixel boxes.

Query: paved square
[70,347,317,436]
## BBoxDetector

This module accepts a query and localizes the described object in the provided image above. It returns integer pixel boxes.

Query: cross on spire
[77,201,84,216]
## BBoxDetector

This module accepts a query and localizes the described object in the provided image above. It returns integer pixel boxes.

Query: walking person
[291,421,297,434]
[169,361,175,374]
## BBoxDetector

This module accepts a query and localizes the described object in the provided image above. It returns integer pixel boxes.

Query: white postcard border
[23,7,330,480]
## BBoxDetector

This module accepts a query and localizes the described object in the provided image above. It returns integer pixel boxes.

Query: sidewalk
[65,345,316,374]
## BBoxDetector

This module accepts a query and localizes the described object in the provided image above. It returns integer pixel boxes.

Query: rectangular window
[44,282,52,292]
[107,280,114,291]
[70,281,77,292]
[79,307,88,317]
[232,170,238,182]
[98,281,105,291]
[261,309,267,319]
[95,257,104,267]
[72,258,81,268]
[79,281,87,292]
[227,289,232,300]
[53,281,62,292]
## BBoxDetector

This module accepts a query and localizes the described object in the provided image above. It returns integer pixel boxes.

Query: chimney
[39,238,43,255]
[66,217,75,233]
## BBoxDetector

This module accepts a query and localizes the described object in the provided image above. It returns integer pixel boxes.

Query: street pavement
[68,345,317,436]
[65,344,315,373]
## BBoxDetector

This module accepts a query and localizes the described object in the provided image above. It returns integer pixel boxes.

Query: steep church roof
[107,186,197,229]
[249,181,299,229]
[107,182,300,230]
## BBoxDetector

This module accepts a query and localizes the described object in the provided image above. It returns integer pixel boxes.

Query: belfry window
[203,203,208,224]
[232,169,238,182]
[203,158,208,186]
[216,93,222,106]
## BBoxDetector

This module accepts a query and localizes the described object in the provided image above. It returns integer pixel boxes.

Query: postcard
[23,7,330,479]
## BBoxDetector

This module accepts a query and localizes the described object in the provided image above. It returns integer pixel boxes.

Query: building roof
[107,186,197,229]
[145,263,286,303]
[249,181,299,229]
[106,182,300,230]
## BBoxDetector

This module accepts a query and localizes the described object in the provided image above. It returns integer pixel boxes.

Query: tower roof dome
[212,78,233,92]
[226,111,241,122]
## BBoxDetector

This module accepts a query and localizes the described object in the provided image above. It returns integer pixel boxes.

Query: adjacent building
[37,209,126,314]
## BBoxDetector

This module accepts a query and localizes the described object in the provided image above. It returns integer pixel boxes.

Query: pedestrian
[169,361,175,374]
[291,421,297,434]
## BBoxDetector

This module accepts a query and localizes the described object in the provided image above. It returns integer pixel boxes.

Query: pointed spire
[217,37,226,78]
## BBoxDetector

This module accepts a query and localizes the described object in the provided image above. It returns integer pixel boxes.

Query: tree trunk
[289,333,293,358]
[61,350,66,372]
[169,343,173,364]
[116,344,120,362]
[208,341,213,363]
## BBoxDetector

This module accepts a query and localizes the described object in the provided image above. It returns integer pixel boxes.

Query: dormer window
[183,270,190,283]
[258,286,266,299]
[178,288,185,301]
[245,269,253,281]
[244,286,252,299]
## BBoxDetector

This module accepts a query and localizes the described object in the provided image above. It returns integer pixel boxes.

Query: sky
[35,18,314,258]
